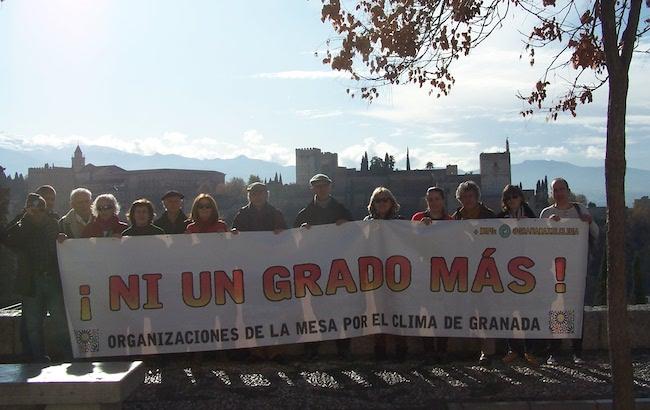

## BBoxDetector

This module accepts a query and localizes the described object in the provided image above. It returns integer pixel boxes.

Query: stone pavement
[123,351,650,409]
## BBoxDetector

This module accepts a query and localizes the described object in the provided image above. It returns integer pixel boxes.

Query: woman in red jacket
[82,194,128,238]
[185,194,228,233]
[411,186,452,224]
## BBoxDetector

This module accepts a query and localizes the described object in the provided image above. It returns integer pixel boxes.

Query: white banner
[57,219,588,358]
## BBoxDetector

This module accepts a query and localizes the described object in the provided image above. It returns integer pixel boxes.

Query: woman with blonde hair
[82,194,128,238]
[185,193,228,233]
[364,186,402,221]
[363,187,407,360]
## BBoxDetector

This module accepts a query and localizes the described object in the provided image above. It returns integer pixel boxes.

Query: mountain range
[1,146,648,206]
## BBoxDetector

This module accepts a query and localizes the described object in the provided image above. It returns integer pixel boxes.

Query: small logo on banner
[548,310,575,334]
[75,329,100,353]
[498,224,511,238]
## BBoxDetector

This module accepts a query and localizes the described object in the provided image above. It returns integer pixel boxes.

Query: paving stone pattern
[124,351,650,409]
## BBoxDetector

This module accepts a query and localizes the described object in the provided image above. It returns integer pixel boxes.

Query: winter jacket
[451,203,496,220]
[4,215,60,296]
[411,210,452,221]
[293,197,353,227]
[154,211,190,235]
[185,220,228,234]
[59,209,95,238]
[496,203,536,219]
[82,216,128,238]
[232,203,287,232]
[122,224,165,236]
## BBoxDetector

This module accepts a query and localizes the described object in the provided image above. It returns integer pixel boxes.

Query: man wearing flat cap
[293,173,353,360]
[232,182,287,233]
[155,190,190,234]
[5,193,71,362]
[294,174,352,228]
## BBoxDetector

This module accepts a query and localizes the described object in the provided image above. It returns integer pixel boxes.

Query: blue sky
[0,0,649,172]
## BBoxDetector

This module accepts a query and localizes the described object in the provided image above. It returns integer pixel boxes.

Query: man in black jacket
[233,182,287,233]
[294,174,352,228]
[294,174,353,360]
[155,190,190,234]
[5,193,70,362]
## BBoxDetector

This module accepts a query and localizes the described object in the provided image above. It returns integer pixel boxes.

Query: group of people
[0,172,597,366]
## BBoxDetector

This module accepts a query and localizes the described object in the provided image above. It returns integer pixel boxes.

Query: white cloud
[338,138,401,167]
[509,145,568,158]
[242,129,264,144]
[295,109,344,119]
[252,70,349,80]
[544,146,568,157]
[585,145,605,159]
[567,136,606,146]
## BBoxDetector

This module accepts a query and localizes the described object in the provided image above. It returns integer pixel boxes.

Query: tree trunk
[605,72,634,409]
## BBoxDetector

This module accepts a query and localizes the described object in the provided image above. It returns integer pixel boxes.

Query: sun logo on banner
[75,329,100,353]
[498,224,511,238]
[548,310,575,334]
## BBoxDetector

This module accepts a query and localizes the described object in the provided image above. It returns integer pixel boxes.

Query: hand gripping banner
[57,219,588,358]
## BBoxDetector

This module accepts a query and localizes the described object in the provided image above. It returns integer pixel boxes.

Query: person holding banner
[294,173,353,360]
[294,174,352,229]
[82,194,128,238]
[59,188,94,239]
[497,185,536,219]
[5,193,71,362]
[412,186,452,224]
[497,185,540,366]
[540,177,598,365]
[185,194,228,234]
[411,186,451,363]
[451,181,496,220]
[155,191,190,234]
[364,187,408,360]
[232,182,287,233]
[451,181,499,365]
[122,199,165,236]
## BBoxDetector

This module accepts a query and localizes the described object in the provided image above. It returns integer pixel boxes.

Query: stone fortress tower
[479,139,512,210]
[295,148,339,186]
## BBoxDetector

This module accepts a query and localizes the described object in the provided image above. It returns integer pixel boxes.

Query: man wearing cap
[233,182,287,233]
[294,173,354,360]
[294,174,353,229]
[5,193,70,362]
[155,190,190,234]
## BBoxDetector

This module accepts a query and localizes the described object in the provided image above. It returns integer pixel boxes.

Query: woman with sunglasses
[82,194,128,238]
[185,193,228,234]
[497,184,536,219]
[363,187,408,360]
[497,184,539,366]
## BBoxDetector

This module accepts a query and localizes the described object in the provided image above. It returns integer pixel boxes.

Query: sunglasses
[97,205,115,211]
